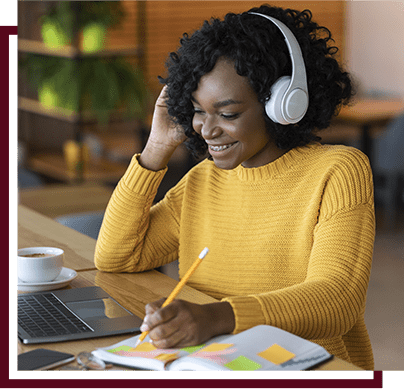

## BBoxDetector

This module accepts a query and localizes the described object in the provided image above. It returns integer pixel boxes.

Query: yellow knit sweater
[95,143,375,370]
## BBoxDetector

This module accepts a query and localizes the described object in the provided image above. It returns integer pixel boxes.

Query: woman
[95,5,375,369]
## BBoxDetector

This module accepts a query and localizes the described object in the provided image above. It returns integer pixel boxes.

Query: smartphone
[18,348,75,370]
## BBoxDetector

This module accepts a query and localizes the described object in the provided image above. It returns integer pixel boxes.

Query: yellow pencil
[135,247,209,346]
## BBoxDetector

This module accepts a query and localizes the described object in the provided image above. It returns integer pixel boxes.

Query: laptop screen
[66,298,133,320]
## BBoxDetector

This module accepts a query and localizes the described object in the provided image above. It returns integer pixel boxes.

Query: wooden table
[334,97,404,162]
[17,271,217,368]
[18,183,114,219]
[18,205,98,271]
[16,204,361,371]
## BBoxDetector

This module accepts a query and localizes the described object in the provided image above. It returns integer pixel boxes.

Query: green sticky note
[225,355,262,371]
[181,344,205,354]
[107,345,133,353]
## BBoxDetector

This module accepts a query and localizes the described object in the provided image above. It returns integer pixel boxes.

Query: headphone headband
[249,12,309,124]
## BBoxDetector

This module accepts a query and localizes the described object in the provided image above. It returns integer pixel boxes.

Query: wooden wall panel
[144,1,346,93]
[106,0,146,68]
[106,1,140,48]
[104,1,345,94]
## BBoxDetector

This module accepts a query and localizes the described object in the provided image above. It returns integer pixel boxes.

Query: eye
[193,108,205,115]
[221,113,240,120]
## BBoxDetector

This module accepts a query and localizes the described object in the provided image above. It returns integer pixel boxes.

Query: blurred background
[17,1,404,370]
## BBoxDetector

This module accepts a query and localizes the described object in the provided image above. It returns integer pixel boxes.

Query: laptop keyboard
[18,293,93,338]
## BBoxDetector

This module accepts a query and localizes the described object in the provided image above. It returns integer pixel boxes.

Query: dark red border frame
[0,20,383,389]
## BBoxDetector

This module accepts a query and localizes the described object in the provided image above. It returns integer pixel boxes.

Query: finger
[145,298,166,315]
[140,298,166,332]
[155,86,169,106]
[149,300,192,347]
[150,325,187,349]
[160,85,168,96]
[143,300,176,332]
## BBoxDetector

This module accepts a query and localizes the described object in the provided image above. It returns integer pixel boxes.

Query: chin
[212,159,239,170]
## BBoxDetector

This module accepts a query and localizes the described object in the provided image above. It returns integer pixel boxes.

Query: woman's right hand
[139,86,187,171]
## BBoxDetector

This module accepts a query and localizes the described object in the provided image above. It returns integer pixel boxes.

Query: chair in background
[55,212,105,240]
[18,168,44,189]
[372,114,404,229]
[18,142,44,189]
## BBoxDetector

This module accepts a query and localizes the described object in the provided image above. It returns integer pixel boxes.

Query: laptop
[18,286,143,344]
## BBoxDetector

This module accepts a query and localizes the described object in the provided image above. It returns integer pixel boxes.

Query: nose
[194,115,222,140]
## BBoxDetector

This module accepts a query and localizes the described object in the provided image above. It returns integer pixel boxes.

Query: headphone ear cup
[265,76,290,125]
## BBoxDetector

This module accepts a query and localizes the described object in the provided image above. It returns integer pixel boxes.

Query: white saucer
[18,267,78,292]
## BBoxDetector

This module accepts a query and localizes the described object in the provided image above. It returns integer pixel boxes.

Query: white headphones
[249,12,309,125]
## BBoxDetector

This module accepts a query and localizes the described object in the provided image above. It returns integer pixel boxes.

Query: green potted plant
[21,1,148,123]
[19,1,149,180]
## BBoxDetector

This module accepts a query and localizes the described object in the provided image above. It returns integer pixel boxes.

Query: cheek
[192,116,202,134]
[236,117,269,146]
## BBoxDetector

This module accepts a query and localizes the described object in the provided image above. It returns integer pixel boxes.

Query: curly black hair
[159,4,353,159]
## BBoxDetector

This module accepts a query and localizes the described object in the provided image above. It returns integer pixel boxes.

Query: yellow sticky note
[200,343,233,352]
[154,352,179,362]
[257,344,295,365]
[134,342,157,352]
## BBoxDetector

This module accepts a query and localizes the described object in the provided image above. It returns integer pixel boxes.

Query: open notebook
[92,325,332,371]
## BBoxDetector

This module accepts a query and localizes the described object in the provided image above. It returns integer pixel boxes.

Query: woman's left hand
[140,299,235,349]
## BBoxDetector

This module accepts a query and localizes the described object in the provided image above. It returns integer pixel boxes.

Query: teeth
[209,143,234,152]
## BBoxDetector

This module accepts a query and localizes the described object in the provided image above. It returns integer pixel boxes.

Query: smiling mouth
[208,143,237,152]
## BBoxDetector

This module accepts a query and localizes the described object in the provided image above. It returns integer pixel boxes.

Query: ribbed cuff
[122,154,168,196]
[222,295,266,334]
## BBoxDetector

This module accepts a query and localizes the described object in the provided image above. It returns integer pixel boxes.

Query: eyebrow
[191,97,243,109]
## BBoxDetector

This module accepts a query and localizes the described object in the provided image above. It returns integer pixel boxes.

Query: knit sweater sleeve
[94,155,180,272]
[223,150,375,339]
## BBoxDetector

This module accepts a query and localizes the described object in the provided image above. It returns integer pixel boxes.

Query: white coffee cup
[17,247,64,283]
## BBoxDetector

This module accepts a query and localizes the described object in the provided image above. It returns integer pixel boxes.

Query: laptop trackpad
[66,298,133,320]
